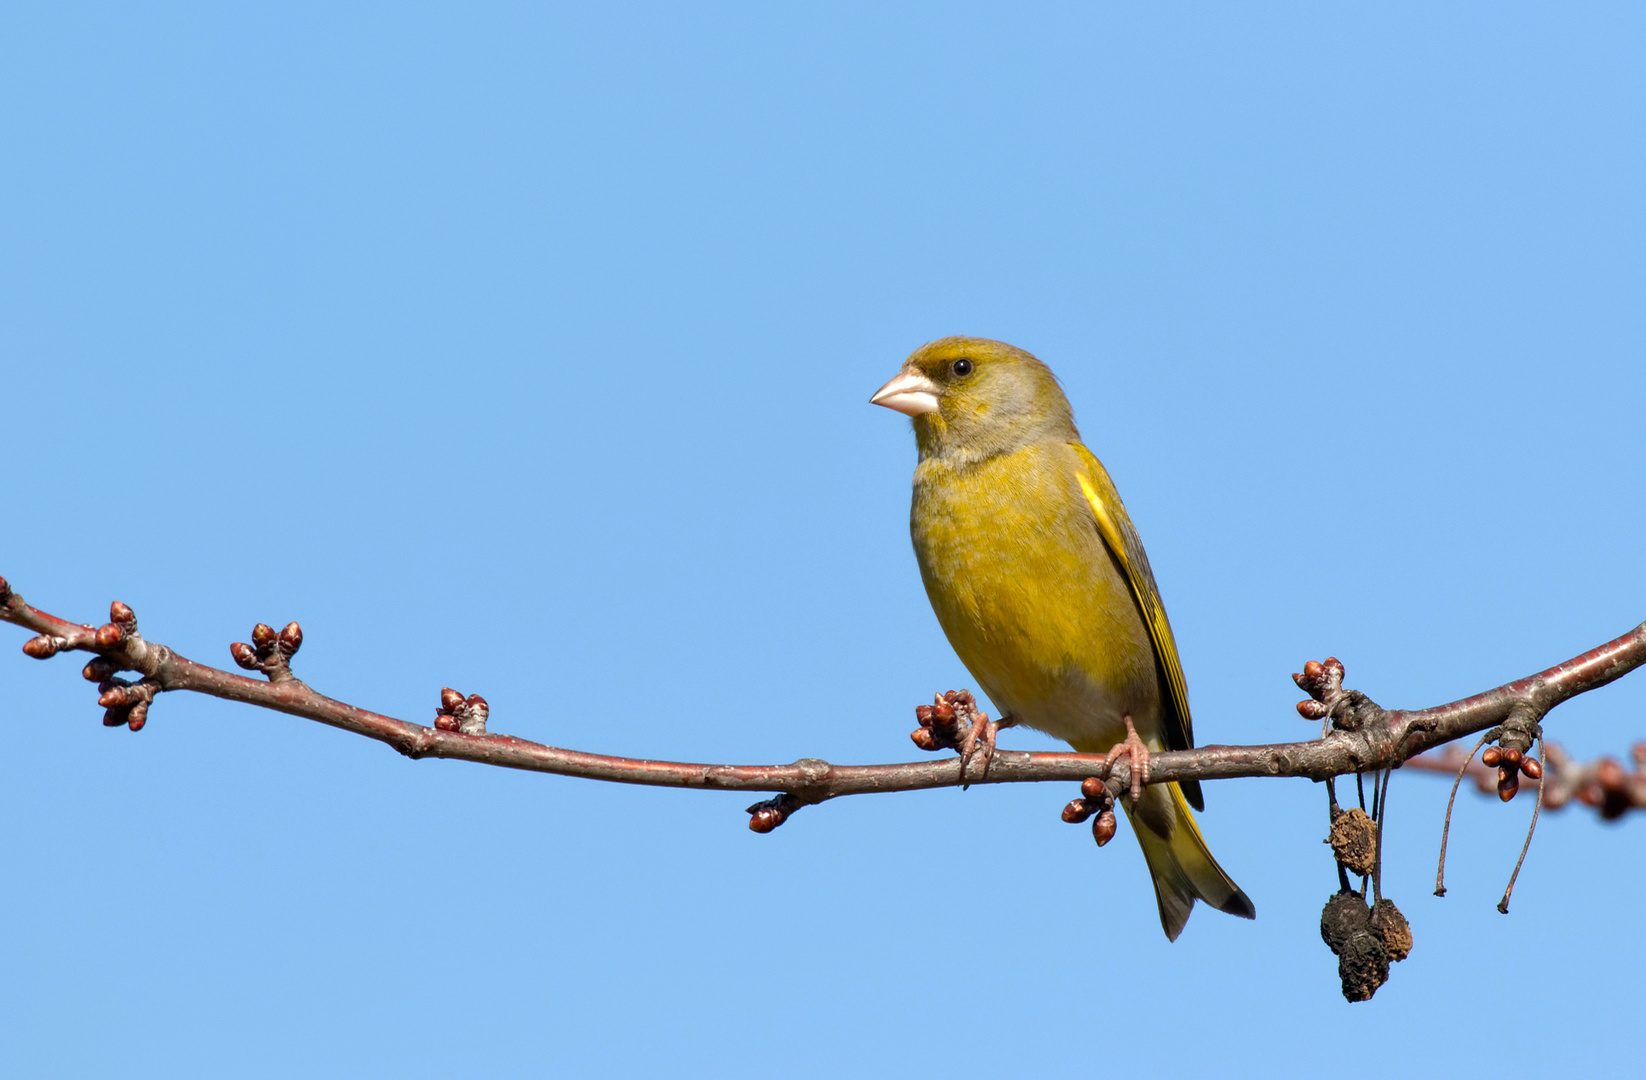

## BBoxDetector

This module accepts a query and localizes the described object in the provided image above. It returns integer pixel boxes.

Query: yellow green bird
[871,336,1255,940]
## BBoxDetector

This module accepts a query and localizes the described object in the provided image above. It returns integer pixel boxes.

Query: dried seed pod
[1338,929,1390,1002]
[1319,890,1368,955]
[1328,807,1377,877]
[1369,899,1412,962]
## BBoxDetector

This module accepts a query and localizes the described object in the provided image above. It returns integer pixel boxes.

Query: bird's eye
[952,358,974,376]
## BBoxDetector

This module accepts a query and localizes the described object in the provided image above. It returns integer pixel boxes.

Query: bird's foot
[959,711,1017,788]
[911,691,1014,788]
[1105,715,1152,804]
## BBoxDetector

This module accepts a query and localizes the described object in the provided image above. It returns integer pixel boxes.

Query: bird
[870,336,1255,940]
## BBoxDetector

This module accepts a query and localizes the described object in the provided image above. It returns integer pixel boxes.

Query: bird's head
[871,337,1076,461]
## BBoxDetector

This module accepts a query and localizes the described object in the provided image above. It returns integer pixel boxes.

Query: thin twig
[1435,733,1494,898]
[1498,734,1547,915]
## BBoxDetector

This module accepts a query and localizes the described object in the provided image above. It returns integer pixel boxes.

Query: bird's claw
[959,711,1016,788]
[1105,715,1152,804]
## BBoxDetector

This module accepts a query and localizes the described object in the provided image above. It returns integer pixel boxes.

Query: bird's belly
[911,467,1160,752]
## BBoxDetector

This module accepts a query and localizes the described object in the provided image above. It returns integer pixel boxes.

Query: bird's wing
[1070,442,1203,809]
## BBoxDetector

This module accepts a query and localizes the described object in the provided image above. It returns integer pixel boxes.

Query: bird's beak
[869,368,941,417]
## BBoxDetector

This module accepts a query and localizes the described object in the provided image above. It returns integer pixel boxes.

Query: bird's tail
[1122,781,1256,941]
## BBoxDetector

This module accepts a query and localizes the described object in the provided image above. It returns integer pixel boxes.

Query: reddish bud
[910,727,939,751]
[230,642,258,669]
[22,635,59,659]
[95,623,124,648]
[1297,699,1328,720]
[83,657,116,682]
[1092,810,1117,847]
[99,686,130,708]
[0,575,10,598]
[931,702,956,724]
[1324,657,1344,681]
[251,623,276,648]
[1481,746,1502,767]
[127,702,148,731]
[102,707,126,727]
[109,600,134,624]
[1497,768,1519,802]
[915,704,934,726]
[434,714,460,731]
[440,687,464,711]
[466,693,487,709]
[1520,756,1542,779]
[748,808,782,833]
[1500,747,1522,767]
[1081,776,1106,800]
[279,622,303,654]
[1063,799,1093,824]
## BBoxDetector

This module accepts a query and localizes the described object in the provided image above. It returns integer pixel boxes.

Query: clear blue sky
[4,3,1643,1076]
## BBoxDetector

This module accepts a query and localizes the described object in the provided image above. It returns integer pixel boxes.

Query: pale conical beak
[869,369,940,417]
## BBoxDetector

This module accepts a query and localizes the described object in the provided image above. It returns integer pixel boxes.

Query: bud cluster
[230,621,304,683]
[1061,775,1119,847]
[910,689,985,753]
[433,687,490,735]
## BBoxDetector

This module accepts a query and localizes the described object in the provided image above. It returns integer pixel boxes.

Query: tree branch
[4,573,1643,829]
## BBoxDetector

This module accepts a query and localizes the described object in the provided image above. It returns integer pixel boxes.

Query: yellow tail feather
[1123,781,1256,941]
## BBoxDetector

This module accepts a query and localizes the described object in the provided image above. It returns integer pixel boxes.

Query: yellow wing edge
[1072,447,1196,759]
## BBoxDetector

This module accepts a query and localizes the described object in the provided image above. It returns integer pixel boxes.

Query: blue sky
[3,3,1643,1076]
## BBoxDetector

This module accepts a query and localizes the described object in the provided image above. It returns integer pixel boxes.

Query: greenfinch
[872,337,1254,940]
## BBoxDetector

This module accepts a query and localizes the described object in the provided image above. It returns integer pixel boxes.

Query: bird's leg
[1105,715,1152,804]
[959,711,1017,786]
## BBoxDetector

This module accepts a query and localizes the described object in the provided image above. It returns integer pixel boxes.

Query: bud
[434,714,460,731]
[251,623,276,648]
[1297,699,1328,720]
[1497,768,1519,802]
[1323,657,1344,681]
[1092,809,1117,846]
[127,701,148,731]
[1080,776,1106,800]
[278,622,303,654]
[1062,799,1093,824]
[83,657,116,682]
[910,727,939,751]
[22,635,59,659]
[915,704,934,726]
[94,623,124,648]
[230,642,258,669]
[1520,756,1542,779]
[1499,747,1522,767]
[440,687,464,711]
[1481,746,1502,767]
[99,686,130,708]
[748,808,782,833]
